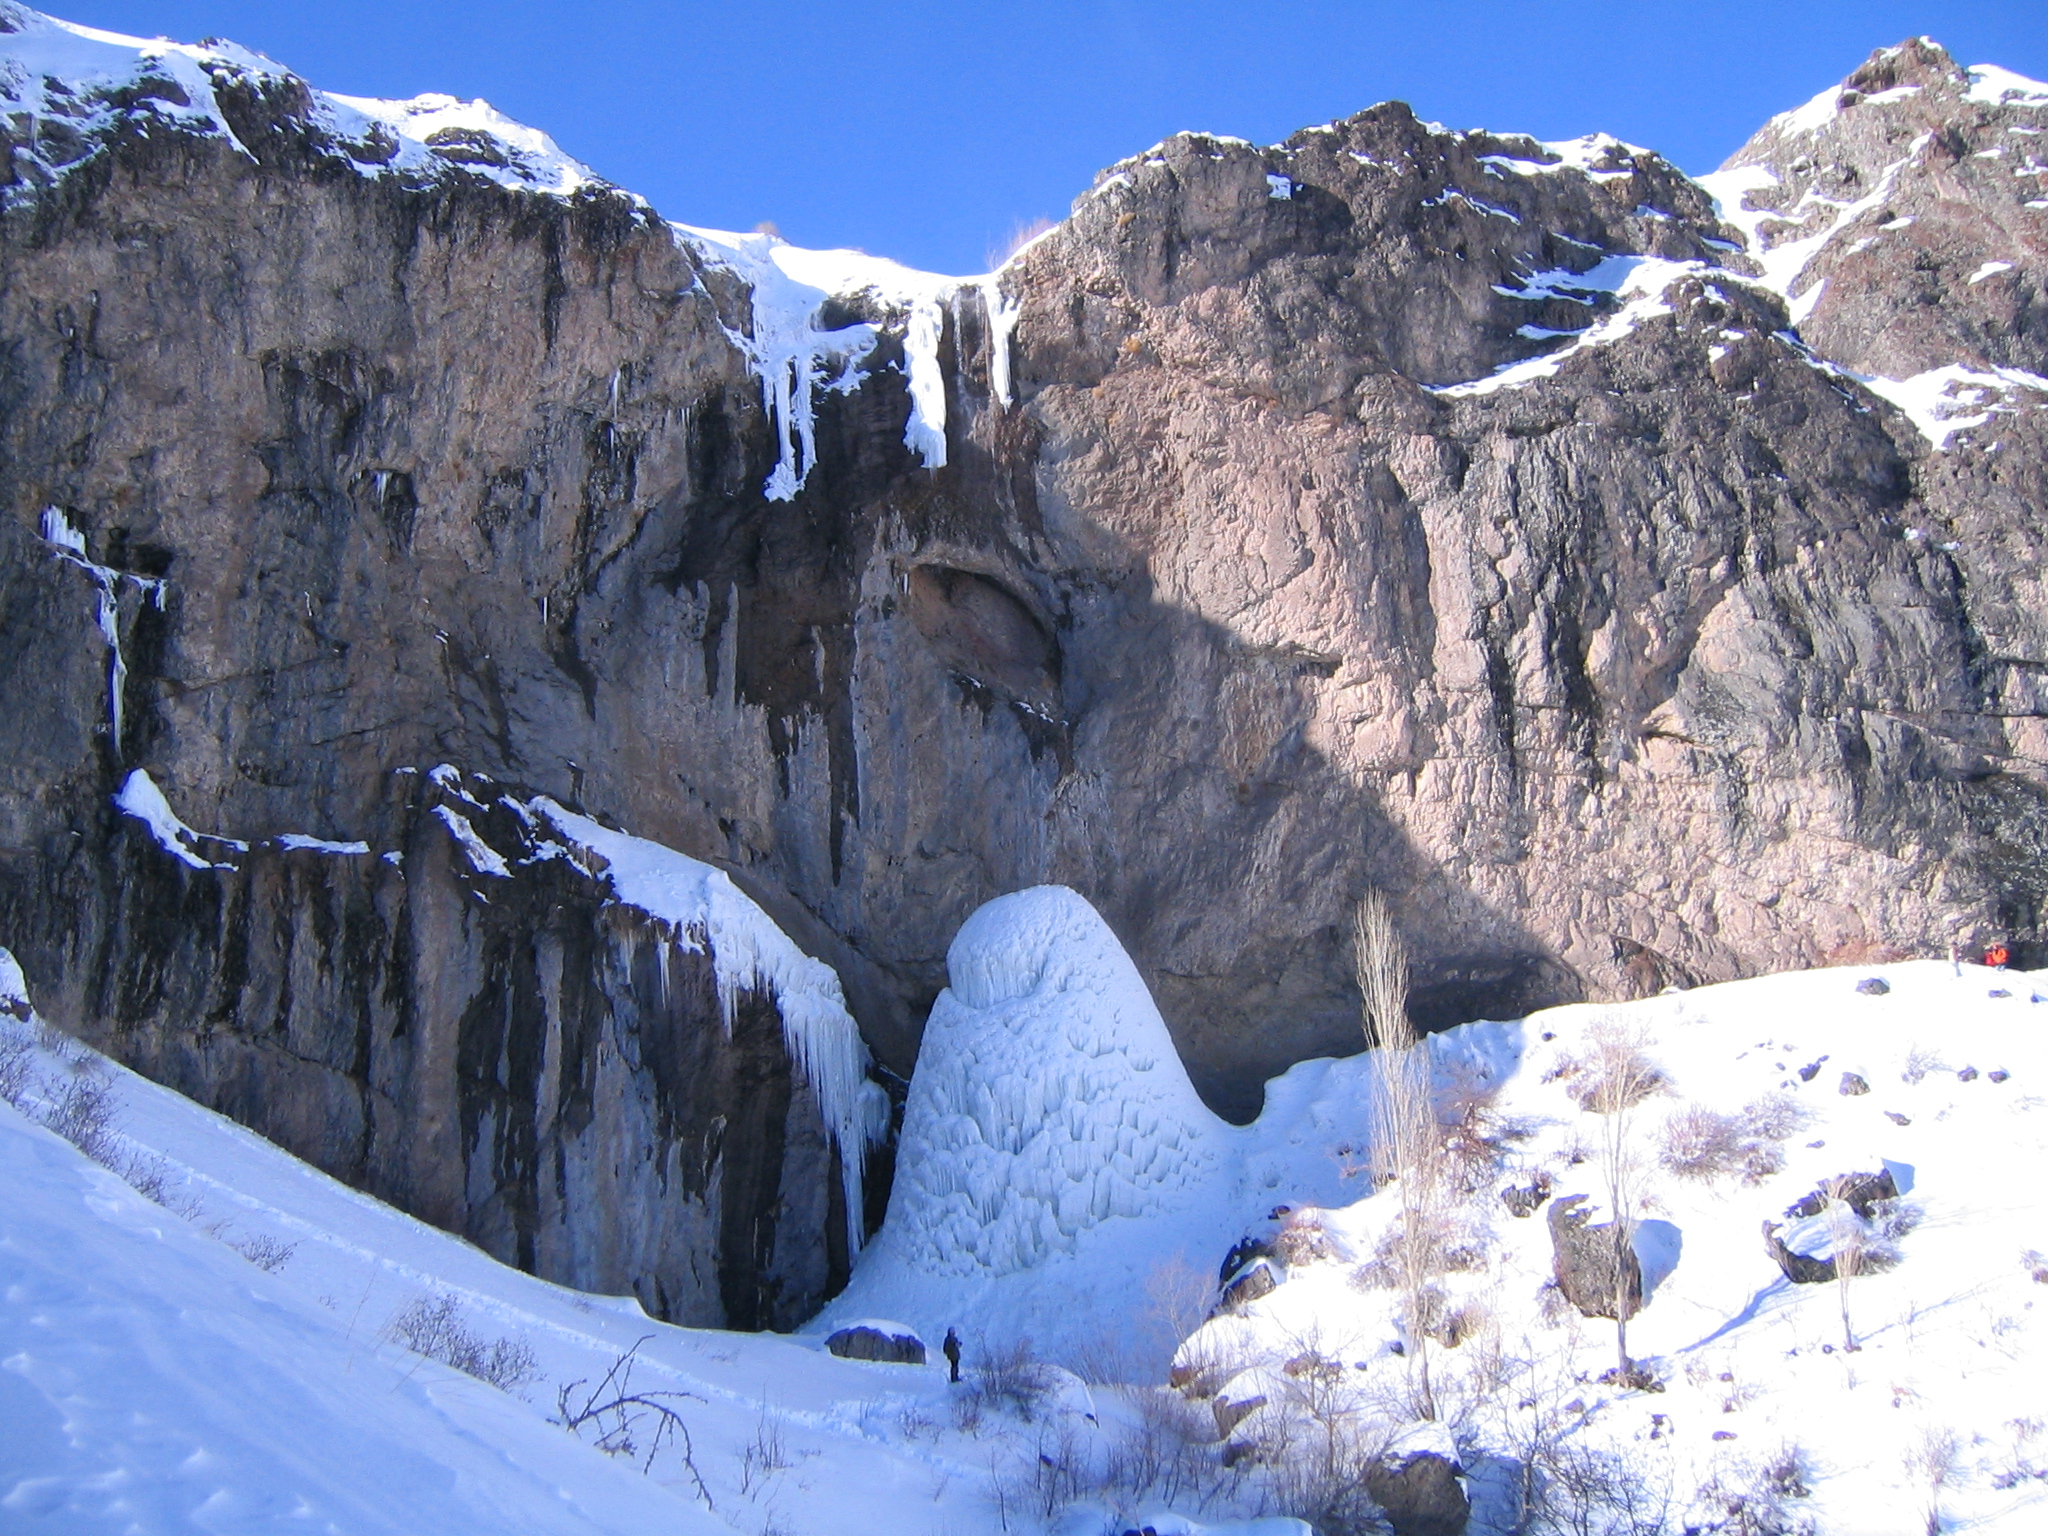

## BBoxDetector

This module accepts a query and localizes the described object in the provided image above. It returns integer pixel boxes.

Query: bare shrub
[1908,1426,1962,1536]
[555,1337,710,1504]
[1017,1419,1096,1520]
[1241,1369,1394,1536]
[43,1063,120,1164]
[1662,1099,1807,1185]
[1104,1388,1232,1510]
[1272,1208,1342,1268]
[1077,1252,1220,1385]
[232,1233,299,1273]
[1695,1442,1815,1535]
[121,1151,177,1204]
[1901,1047,1947,1086]
[964,1336,1057,1422]
[388,1292,539,1392]
[0,1035,34,1104]
[738,1406,794,1495]
[1527,1439,1674,1534]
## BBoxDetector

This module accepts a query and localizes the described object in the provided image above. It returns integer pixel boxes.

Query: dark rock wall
[1,31,2044,1232]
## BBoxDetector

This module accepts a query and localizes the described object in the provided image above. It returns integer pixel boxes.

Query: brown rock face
[1,20,2045,1297]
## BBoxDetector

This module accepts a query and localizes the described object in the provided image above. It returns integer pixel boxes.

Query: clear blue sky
[58,1,2048,274]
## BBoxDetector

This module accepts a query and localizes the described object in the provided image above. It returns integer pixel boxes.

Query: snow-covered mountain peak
[1696,36,2048,440]
[0,2,605,199]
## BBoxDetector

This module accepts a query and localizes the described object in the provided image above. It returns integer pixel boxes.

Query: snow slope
[826,886,2048,1531]
[1179,963,2048,1534]
[0,948,1301,1534]
[11,876,2048,1532]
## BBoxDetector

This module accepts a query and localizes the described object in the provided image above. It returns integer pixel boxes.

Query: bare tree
[1573,1019,1664,1379]
[1354,892,1442,1421]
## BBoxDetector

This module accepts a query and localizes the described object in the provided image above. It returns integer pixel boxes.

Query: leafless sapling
[1355,891,1444,1421]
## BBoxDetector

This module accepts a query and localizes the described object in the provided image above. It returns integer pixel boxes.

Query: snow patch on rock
[528,797,888,1247]
[114,769,245,871]
[1967,63,2048,108]
[1433,257,1711,396]
[1858,363,2048,450]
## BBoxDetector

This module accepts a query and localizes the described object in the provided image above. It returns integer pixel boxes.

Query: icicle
[979,278,1022,410]
[900,296,948,467]
[39,507,165,754]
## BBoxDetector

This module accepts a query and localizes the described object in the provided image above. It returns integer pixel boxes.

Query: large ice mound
[822,886,1241,1353]
[883,886,1227,1277]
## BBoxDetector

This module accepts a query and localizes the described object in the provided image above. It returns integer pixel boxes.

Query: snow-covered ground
[9,884,2047,1534]
[0,945,1300,1536]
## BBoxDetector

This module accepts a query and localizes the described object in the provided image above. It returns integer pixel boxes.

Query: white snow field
[11,881,2047,1533]
[832,889,2048,1533]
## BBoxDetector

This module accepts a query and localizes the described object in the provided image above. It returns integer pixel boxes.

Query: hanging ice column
[40,507,166,752]
[900,295,949,466]
[977,276,1022,409]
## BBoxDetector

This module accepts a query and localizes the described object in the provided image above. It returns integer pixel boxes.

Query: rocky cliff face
[0,0,2043,1287]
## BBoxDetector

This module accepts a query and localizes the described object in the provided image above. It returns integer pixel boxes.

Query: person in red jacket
[1985,941,2011,970]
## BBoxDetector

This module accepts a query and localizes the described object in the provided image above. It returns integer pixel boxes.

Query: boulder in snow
[1365,1421,1470,1536]
[1499,1170,1553,1217]
[1218,1257,1279,1312]
[1546,1193,1643,1321]
[824,1323,928,1366]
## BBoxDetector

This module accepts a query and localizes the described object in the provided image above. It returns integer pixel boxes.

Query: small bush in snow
[388,1292,539,1392]
[1696,1442,1815,1535]
[1660,1099,1807,1185]
[963,1336,1058,1422]
[0,1035,34,1103]
[1102,1388,1229,1509]
[232,1233,299,1273]
[43,1062,120,1164]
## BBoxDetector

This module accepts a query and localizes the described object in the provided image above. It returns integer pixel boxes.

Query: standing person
[942,1328,962,1384]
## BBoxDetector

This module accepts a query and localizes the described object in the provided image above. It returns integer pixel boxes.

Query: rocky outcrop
[12,756,885,1328]
[1,1,2046,1268]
